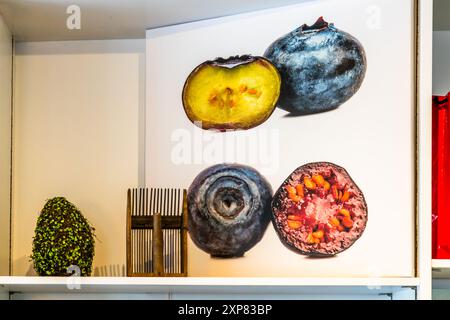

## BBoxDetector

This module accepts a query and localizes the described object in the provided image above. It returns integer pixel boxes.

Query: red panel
[433,93,450,259]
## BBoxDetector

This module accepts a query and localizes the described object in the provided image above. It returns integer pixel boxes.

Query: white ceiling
[0,0,313,41]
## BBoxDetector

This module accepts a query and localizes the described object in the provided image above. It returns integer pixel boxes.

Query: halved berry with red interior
[271,162,368,256]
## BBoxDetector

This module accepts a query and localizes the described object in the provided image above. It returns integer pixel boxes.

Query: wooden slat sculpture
[126,188,188,277]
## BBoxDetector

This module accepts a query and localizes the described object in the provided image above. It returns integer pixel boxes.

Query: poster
[146,0,415,277]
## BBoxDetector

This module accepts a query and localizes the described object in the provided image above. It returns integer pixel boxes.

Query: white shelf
[432,260,450,279]
[0,276,420,296]
[433,261,450,291]
[432,259,450,269]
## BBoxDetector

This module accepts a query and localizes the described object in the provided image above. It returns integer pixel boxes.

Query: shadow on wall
[11,256,37,276]
[26,261,37,276]
[15,256,126,277]
[93,264,126,277]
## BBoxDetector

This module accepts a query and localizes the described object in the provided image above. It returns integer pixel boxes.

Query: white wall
[0,13,12,276]
[433,31,450,95]
[12,39,145,276]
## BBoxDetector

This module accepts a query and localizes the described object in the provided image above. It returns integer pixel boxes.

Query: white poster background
[146,0,415,277]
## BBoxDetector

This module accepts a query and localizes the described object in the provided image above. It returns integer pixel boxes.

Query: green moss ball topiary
[31,197,95,276]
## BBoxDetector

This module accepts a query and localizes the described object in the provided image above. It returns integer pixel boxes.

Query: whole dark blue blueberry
[187,164,272,258]
[264,17,367,115]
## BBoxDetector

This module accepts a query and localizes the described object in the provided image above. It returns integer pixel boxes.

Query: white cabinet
[0,0,435,300]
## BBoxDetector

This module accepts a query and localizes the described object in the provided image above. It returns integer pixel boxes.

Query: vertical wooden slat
[154,188,158,274]
[156,188,161,275]
[160,189,164,273]
[140,189,143,274]
[139,188,143,274]
[132,230,135,273]
[141,229,144,274]
[164,188,168,273]
[178,188,181,274]
[181,189,188,275]
[167,188,171,273]
[126,189,132,276]
[135,191,137,274]
[170,188,173,215]
[171,188,174,274]
[168,189,171,274]
[147,229,152,274]
[149,228,152,274]
[174,229,177,274]
[164,188,167,216]
[156,188,160,215]
[153,187,156,210]
[172,190,175,274]
[177,189,181,274]
[137,228,141,274]
[145,188,148,216]
[147,186,151,272]
[160,189,165,275]
[148,189,150,274]
[143,189,147,274]
[133,189,137,274]
[173,189,180,272]
[142,229,145,274]
[134,189,137,215]
[149,188,153,214]
[144,229,148,274]
[136,230,138,274]
[167,189,170,274]
[138,188,142,217]
[140,189,142,274]
[161,188,163,215]
[176,229,179,274]
[153,212,164,276]
[149,187,153,273]
[173,189,176,274]
[150,228,153,273]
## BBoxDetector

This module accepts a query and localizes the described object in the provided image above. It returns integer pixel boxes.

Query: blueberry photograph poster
[146,0,415,278]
